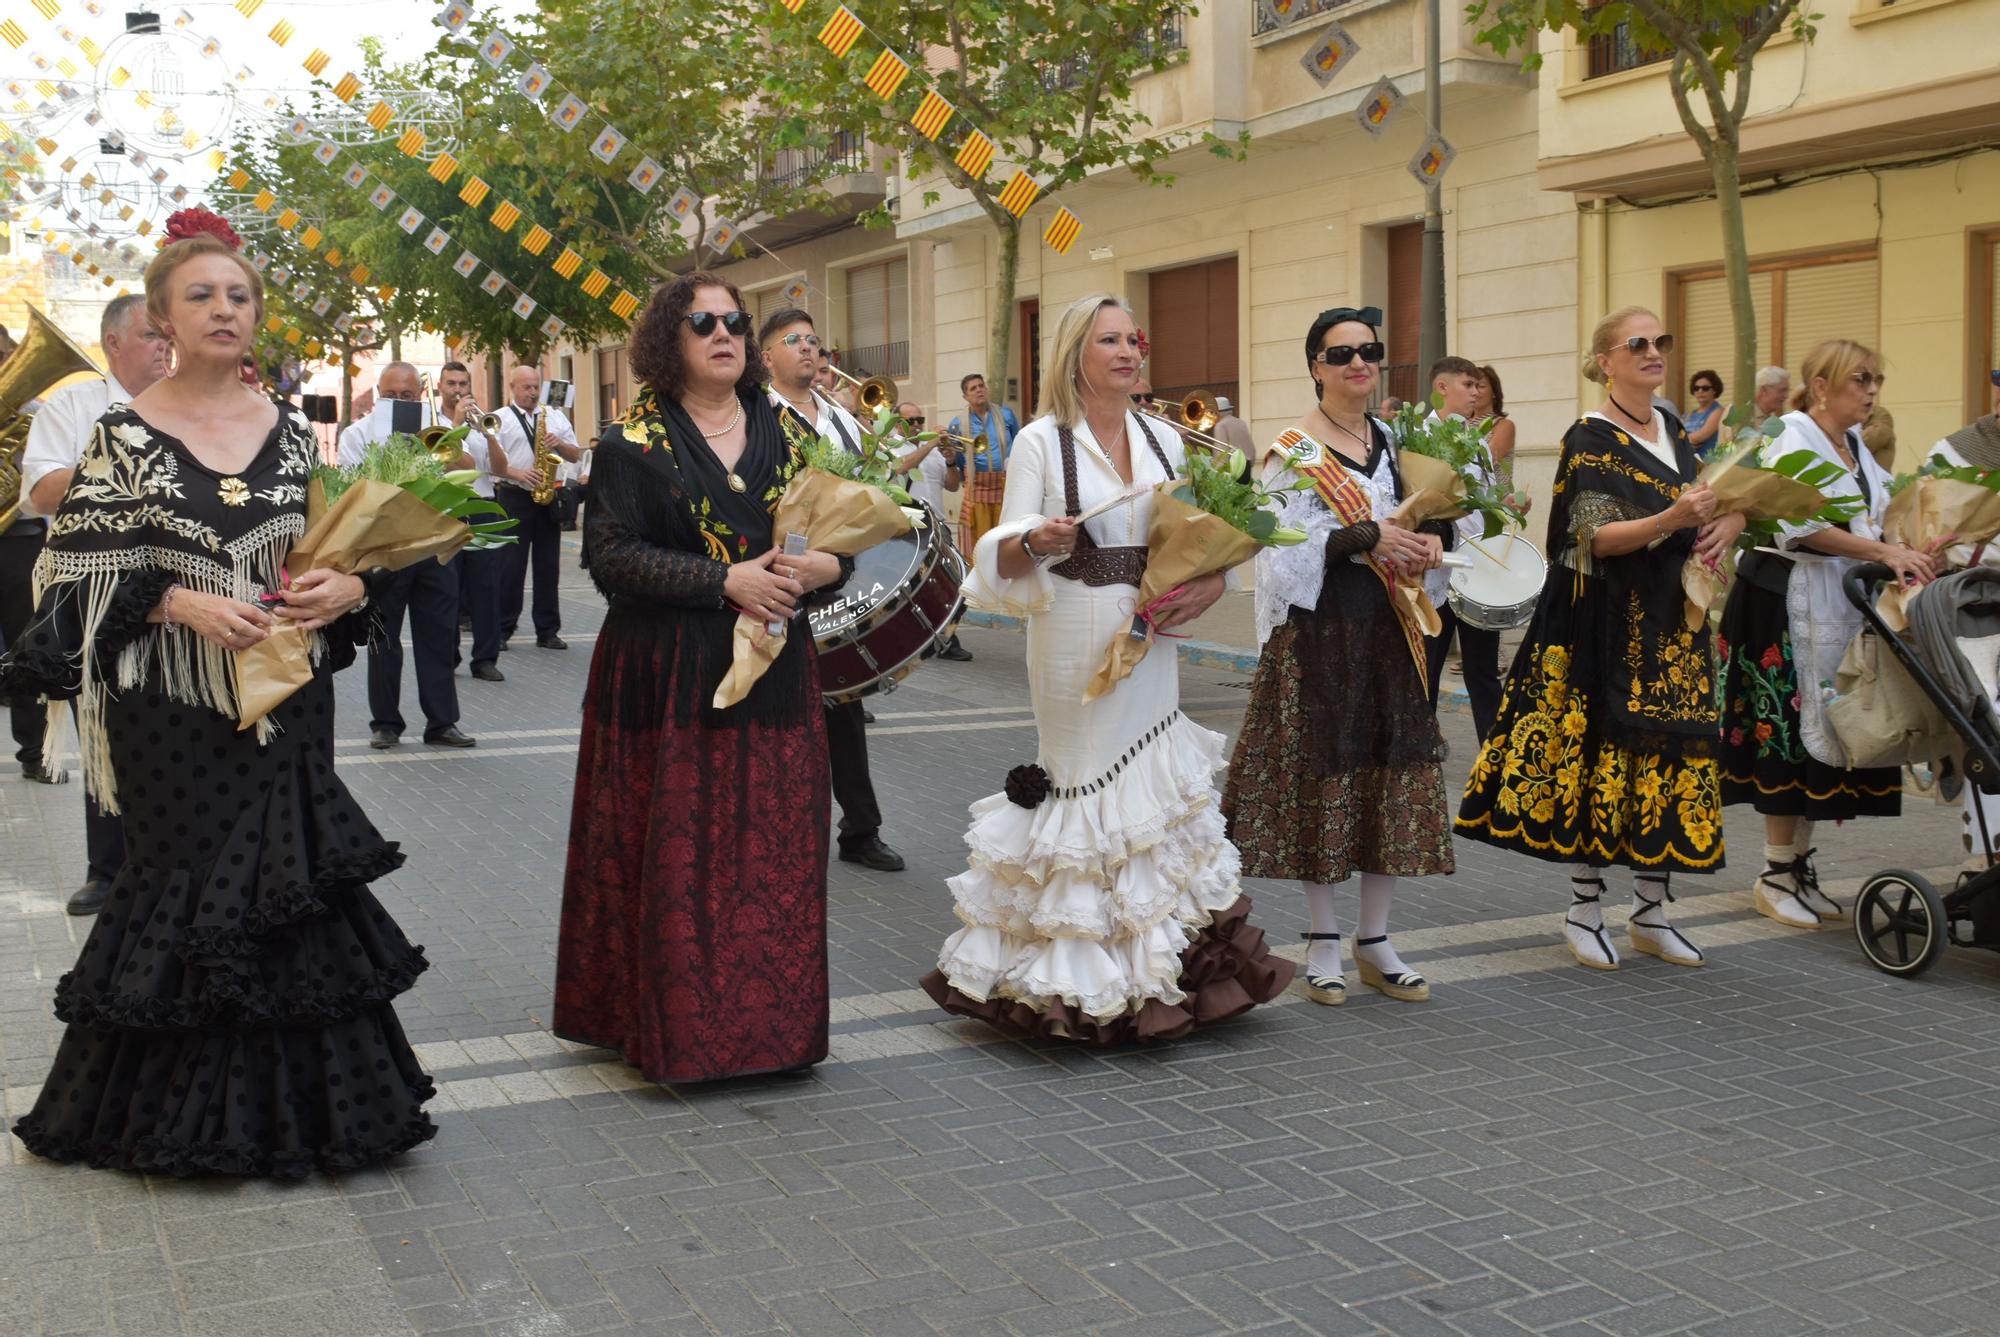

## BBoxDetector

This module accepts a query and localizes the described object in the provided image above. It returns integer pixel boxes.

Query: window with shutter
[1670,248,1877,401]
[843,256,909,378]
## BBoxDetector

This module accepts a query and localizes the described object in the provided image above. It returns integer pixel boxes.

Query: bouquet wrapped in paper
[1082,445,1305,703]
[237,431,514,730]
[1870,461,2000,629]
[711,409,919,709]
[1677,420,1865,629]
[1385,398,1528,538]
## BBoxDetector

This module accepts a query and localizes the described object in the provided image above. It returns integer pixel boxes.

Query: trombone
[1135,390,1239,457]
[823,363,898,417]
[419,372,500,463]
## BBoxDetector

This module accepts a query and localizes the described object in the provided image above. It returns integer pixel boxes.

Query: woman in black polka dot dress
[0,214,436,1177]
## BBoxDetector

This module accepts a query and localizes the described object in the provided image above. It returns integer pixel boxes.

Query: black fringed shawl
[584,386,817,727]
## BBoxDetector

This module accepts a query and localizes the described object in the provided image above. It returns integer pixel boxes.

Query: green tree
[420,2,878,284]
[1469,0,1812,398]
[778,1,1240,402]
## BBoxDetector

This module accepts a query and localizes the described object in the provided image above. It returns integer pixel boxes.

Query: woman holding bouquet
[555,274,851,1082]
[919,293,1292,1043]
[1222,307,1449,1006]
[2,211,436,1177]
[1458,307,1743,971]
[1719,339,1923,929]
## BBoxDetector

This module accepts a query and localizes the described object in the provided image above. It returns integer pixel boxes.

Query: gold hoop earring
[165,341,180,379]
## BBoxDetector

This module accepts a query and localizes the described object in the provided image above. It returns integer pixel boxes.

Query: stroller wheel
[1852,870,1948,977]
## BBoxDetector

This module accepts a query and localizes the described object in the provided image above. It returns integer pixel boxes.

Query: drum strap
[1275,425,1430,682]
[1049,418,1171,588]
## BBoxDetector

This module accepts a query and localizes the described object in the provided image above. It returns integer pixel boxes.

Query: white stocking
[1303,880,1342,978]
[1353,873,1412,977]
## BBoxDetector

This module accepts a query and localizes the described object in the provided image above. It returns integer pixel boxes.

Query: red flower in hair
[162,207,243,251]
[1135,327,1151,360]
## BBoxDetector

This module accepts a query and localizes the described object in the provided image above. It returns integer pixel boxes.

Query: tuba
[529,406,559,504]
[0,307,102,531]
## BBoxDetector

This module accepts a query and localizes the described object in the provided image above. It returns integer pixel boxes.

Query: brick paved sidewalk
[4,548,1999,1336]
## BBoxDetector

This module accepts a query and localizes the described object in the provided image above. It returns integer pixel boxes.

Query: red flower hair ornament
[161,207,243,252]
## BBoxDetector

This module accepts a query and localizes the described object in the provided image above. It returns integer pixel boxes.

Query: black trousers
[1425,604,1504,743]
[460,548,506,668]
[824,698,882,847]
[497,487,561,640]
[367,561,462,737]
[1,529,45,768]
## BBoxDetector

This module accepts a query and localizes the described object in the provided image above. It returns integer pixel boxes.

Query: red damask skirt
[553,622,831,1083]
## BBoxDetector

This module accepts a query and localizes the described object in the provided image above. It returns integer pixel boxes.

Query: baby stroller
[1843,562,2000,976]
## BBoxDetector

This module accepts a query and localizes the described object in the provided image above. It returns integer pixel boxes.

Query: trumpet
[824,363,898,417]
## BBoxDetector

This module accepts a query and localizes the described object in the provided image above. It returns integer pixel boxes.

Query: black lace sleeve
[0,567,173,702]
[585,494,730,610]
[1323,520,1380,564]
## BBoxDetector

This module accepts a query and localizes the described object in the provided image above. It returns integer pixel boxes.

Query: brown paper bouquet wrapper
[1677,463,1832,630]
[1395,453,1468,521]
[1083,488,1260,704]
[236,478,475,731]
[711,469,914,710]
[1872,477,2000,630]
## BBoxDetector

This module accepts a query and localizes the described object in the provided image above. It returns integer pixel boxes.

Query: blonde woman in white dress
[919,294,1292,1043]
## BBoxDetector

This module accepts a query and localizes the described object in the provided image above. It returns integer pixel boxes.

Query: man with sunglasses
[760,307,908,874]
[489,364,584,652]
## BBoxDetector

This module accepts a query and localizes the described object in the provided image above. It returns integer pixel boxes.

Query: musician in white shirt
[14,295,170,915]
[334,362,476,749]
[892,399,971,663]
[761,307,906,873]
[1416,355,1504,740]
[434,361,510,681]
[488,365,583,651]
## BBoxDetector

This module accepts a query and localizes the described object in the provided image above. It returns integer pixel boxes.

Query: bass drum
[811,507,967,703]
[1446,532,1547,631]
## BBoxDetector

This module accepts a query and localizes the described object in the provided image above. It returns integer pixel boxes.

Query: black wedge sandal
[1354,934,1430,1001]
[1628,875,1704,966]
[1301,932,1345,1006]
[1565,876,1619,970]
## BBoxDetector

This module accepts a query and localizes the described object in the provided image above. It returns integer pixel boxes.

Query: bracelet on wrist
[161,582,182,627]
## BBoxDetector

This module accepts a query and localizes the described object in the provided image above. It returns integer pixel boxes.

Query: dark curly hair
[628,272,767,401]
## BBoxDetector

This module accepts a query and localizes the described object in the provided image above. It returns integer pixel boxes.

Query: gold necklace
[689,397,749,491]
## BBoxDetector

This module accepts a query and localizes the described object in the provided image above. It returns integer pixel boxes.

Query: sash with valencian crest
[1272,426,1434,682]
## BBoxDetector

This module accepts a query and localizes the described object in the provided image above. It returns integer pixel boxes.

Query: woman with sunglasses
[920,293,1292,1044]
[1222,307,1450,1006]
[1719,339,1924,930]
[1459,307,1742,971]
[552,274,853,1084]
[1684,370,1728,456]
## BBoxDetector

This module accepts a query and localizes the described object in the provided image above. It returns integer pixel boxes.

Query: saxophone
[529,405,559,505]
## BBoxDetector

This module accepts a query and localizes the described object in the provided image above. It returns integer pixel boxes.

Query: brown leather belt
[1051,544,1147,588]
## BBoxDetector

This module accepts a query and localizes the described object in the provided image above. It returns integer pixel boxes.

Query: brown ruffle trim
[919,894,1295,1046]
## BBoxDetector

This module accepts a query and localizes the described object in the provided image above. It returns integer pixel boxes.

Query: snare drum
[1446,533,1547,631]
[810,508,967,703]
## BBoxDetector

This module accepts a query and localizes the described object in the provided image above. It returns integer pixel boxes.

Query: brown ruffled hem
[919,895,1295,1046]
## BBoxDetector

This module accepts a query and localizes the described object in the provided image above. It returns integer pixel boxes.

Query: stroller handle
[1841,560,2000,795]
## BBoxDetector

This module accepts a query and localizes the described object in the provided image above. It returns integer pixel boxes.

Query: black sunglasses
[1692,381,1718,393]
[1622,334,1674,355]
[904,415,926,426]
[684,310,752,338]
[1315,342,1386,367]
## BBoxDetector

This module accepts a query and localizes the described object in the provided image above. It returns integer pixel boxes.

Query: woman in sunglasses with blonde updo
[1458,306,1744,973]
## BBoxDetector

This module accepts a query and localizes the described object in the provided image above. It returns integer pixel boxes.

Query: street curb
[957,609,1473,704]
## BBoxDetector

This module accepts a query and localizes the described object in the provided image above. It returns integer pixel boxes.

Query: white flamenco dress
[918,411,1293,1043]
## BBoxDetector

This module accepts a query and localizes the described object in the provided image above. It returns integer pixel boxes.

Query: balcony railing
[1253,0,1360,37]
[1585,4,1780,80]
[1042,15,1186,90]
[761,131,870,190]
[842,340,910,380]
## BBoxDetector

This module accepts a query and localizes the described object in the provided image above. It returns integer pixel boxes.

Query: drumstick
[1074,487,1150,523]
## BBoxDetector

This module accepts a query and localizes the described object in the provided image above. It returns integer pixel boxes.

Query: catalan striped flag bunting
[428,153,459,183]
[490,200,521,232]
[864,50,909,101]
[351,264,371,284]
[610,290,641,321]
[396,127,426,156]
[553,248,582,279]
[996,170,1041,218]
[953,131,994,179]
[227,168,249,189]
[303,48,329,77]
[581,270,610,299]
[817,6,863,58]
[32,0,60,19]
[269,18,296,46]
[1043,206,1082,255]
[778,0,805,11]
[520,224,552,256]
[299,225,322,250]
[332,72,361,102]
[365,101,394,131]
[0,20,28,49]
[459,176,490,207]
[234,0,264,18]
[912,91,954,140]
[252,188,275,212]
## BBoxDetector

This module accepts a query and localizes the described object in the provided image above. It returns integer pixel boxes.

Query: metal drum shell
[1445,535,1547,632]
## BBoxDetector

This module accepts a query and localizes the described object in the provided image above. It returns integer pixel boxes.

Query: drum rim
[819,586,970,701]
[809,532,946,646]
